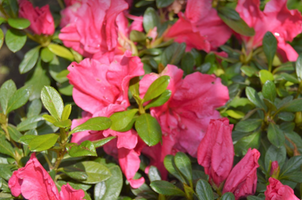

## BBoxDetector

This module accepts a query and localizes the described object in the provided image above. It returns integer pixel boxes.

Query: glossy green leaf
[195,179,214,200]
[267,123,285,148]
[263,32,277,69]
[18,135,37,145]
[246,87,266,110]
[143,7,160,32]
[0,164,14,181]
[164,155,186,183]
[41,86,64,120]
[148,166,161,182]
[145,90,171,110]
[0,28,3,49]
[225,110,245,119]
[276,98,302,113]
[28,133,59,151]
[16,116,43,132]
[218,7,255,36]
[241,65,258,77]
[262,80,276,102]
[41,47,54,63]
[93,136,116,148]
[235,119,262,132]
[161,43,186,66]
[7,125,22,142]
[43,114,57,124]
[7,18,30,29]
[110,109,138,131]
[68,140,97,157]
[48,43,74,61]
[27,99,42,118]
[0,136,15,158]
[135,113,162,146]
[181,52,195,75]
[150,180,185,196]
[7,87,29,114]
[296,54,302,81]
[234,131,260,156]
[174,152,192,187]
[62,104,72,121]
[70,117,111,135]
[280,156,302,176]
[5,29,27,52]
[221,193,235,200]
[0,80,16,114]
[156,0,174,7]
[53,119,72,128]
[281,171,302,183]
[143,76,170,103]
[62,166,88,181]
[265,145,286,170]
[259,70,274,84]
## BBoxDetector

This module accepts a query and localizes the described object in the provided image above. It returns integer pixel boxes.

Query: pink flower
[164,0,232,52]
[270,161,280,178]
[64,0,81,7]
[265,178,299,200]
[8,153,84,200]
[140,65,229,166]
[18,0,55,35]
[59,0,128,57]
[236,0,302,61]
[223,148,260,200]
[197,118,234,187]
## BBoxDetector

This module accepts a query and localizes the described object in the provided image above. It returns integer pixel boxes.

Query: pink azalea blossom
[236,0,302,61]
[197,118,234,187]
[8,153,84,200]
[140,65,229,175]
[165,0,232,51]
[265,177,299,200]
[59,0,128,57]
[223,148,260,200]
[18,0,55,35]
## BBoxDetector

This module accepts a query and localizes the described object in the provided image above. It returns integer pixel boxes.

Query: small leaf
[280,155,302,176]
[143,7,160,32]
[48,43,74,61]
[68,140,97,157]
[7,87,29,114]
[267,123,285,148]
[43,114,57,124]
[262,32,277,69]
[181,52,195,75]
[174,152,192,187]
[53,119,72,128]
[5,29,27,52]
[0,136,15,158]
[135,113,162,146]
[262,80,276,102]
[69,117,111,135]
[150,180,186,196]
[62,104,72,121]
[143,76,170,103]
[296,54,302,81]
[234,131,260,156]
[276,99,302,113]
[0,80,17,114]
[93,136,116,148]
[149,166,162,182]
[156,0,174,8]
[27,99,42,118]
[7,18,30,29]
[265,145,286,170]
[259,70,274,84]
[7,125,22,142]
[164,155,186,184]
[246,87,266,110]
[235,119,262,132]
[130,30,146,42]
[41,86,64,120]
[145,90,171,110]
[16,116,43,132]
[19,46,40,74]
[195,179,214,200]
[28,133,59,151]
[110,109,138,131]
[41,47,54,63]
[221,193,235,200]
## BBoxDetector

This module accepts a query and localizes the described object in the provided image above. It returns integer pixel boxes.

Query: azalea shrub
[1,0,302,199]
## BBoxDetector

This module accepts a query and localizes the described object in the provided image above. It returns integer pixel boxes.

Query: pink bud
[265,178,299,200]
[270,161,280,178]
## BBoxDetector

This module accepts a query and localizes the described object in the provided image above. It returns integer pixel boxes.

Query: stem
[285,135,300,156]
[42,153,54,170]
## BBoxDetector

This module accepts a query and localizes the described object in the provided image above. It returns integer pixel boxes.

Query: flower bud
[270,161,280,179]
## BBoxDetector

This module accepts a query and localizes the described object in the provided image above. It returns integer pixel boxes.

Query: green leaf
[70,117,111,135]
[18,135,37,145]
[16,116,43,132]
[7,87,29,114]
[241,65,258,77]
[278,112,295,122]
[265,145,286,170]
[19,46,40,74]
[93,136,116,148]
[143,76,170,103]
[7,18,30,29]
[296,54,302,81]
[62,166,88,181]
[195,179,214,200]
[150,180,185,196]
[246,87,266,110]
[110,109,138,132]
[161,43,186,66]
[164,155,187,183]
[259,70,274,84]
[53,119,72,128]
[7,125,22,142]
[221,193,235,200]
[0,164,15,181]
[280,155,302,176]
[156,0,174,8]
[276,98,302,113]
[41,86,64,120]
[130,30,146,42]
[234,131,260,156]
[145,90,171,110]
[62,104,72,121]
[262,80,276,102]
[43,114,57,124]
[27,99,42,118]
[68,140,97,157]
[267,123,285,148]
[0,136,15,158]
[48,43,74,61]
[281,171,302,183]
[0,28,4,49]
[28,133,59,151]
[135,113,162,146]
[41,47,54,63]
[181,52,195,75]
[68,161,111,184]
[262,32,277,69]
[148,166,162,182]
[279,73,299,84]
[0,80,16,114]
[218,7,255,36]
[5,29,27,52]
[143,7,160,32]
[225,110,245,119]
[174,152,192,187]
[235,119,262,132]
[95,165,123,200]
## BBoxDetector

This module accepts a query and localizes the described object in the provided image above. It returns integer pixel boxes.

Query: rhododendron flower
[197,118,234,187]
[59,0,128,57]
[18,0,55,35]
[8,153,84,200]
[236,0,302,61]
[140,65,229,171]
[223,148,260,200]
[265,178,299,200]
[165,0,232,51]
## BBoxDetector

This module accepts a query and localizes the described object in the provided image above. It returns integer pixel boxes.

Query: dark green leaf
[7,125,22,142]
[279,73,299,84]
[17,116,43,132]
[234,131,260,156]
[156,0,174,8]
[278,112,295,122]
[5,29,27,52]
[150,180,185,196]
[27,99,42,118]
[28,133,59,151]
[267,123,285,148]
[181,52,195,75]
[93,136,116,148]
[0,136,15,158]
[195,179,214,200]
[164,155,186,183]
[148,166,161,182]
[262,32,277,68]
[241,65,258,77]
[246,87,266,110]
[135,113,162,146]
[174,152,192,187]
[221,193,235,200]
[143,76,170,102]
[0,164,14,181]
[0,80,16,114]
[265,145,286,170]
[69,117,111,135]
[7,87,29,114]
[277,98,302,113]
[145,90,171,110]
[68,140,97,157]
[143,7,160,32]
[281,171,302,183]
[48,43,74,61]
[161,43,186,66]
[62,166,88,181]
[7,18,30,29]
[296,54,302,81]
[110,109,138,131]
[41,47,54,63]
[235,119,262,132]
[41,86,64,120]
[262,80,276,102]
[280,155,302,176]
